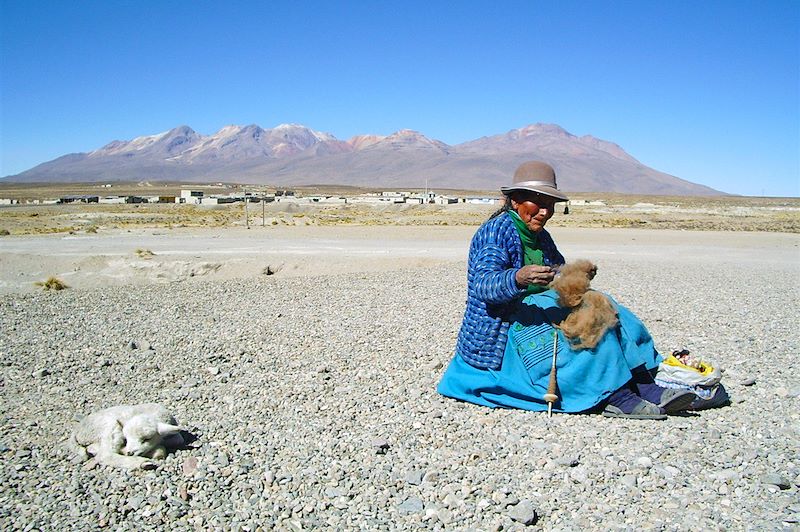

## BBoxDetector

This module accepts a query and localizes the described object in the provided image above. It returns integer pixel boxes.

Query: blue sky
[1,0,798,196]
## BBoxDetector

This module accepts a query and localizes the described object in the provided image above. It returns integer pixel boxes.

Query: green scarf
[508,210,546,294]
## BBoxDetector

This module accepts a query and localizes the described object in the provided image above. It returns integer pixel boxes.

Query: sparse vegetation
[0,186,797,234]
[262,265,281,275]
[135,248,156,259]
[34,277,69,291]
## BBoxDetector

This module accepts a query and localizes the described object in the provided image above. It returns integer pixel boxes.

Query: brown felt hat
[501,161,569,202]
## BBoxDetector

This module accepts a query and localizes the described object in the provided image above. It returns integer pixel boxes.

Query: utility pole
[244,188,249,229]
[262,192,265,227]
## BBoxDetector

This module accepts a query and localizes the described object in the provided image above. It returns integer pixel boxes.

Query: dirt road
[0,225,797,294]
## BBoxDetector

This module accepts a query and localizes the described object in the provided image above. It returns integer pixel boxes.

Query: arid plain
[1,186,799,529]
[0,186,797,293]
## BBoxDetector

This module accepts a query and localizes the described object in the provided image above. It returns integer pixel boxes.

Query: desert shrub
[263,265,281,275]
[34,277,69,291]
[86,226,98,234]
[135,248,156,259]
[0,229,9,236]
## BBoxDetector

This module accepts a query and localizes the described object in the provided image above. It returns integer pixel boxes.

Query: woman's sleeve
[470,243,524,305]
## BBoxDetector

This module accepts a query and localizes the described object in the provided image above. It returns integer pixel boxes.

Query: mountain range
[4,123,722,195]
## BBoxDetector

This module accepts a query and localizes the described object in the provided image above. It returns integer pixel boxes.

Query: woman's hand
[515,265,556,288]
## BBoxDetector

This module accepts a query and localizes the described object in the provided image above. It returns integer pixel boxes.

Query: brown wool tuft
[550,259,618,349]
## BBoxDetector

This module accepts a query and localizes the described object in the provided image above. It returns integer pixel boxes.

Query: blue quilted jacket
[455,212,564,369]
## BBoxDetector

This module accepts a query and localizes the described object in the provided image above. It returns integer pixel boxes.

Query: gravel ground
[1,241,798,530]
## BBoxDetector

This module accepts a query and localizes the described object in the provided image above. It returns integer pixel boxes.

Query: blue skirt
[437,290,662,412]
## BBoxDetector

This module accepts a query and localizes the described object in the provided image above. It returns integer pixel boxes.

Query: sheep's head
[122,415,181,457]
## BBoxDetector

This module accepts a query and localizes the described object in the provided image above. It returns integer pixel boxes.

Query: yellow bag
[657,351,721,388]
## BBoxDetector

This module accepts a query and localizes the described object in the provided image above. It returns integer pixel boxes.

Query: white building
[350,196,397,204]
[98,196,125,204]
[178,190,204,204]
[435,196,458,205]
[465,197,500,205]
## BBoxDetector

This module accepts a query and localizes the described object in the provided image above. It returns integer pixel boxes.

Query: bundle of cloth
[655,350,729,410]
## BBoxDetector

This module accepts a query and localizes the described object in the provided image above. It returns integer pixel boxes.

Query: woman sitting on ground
[437,161,696,419]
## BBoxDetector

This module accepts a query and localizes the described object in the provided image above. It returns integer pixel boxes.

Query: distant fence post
[244,188,249,229]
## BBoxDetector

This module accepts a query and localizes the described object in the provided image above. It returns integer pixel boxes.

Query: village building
[98,196,126,204]
[435,196,458,205]
[178,190,204,204]
[59,195,99,204]
[464,197,500,205]
[125,196,148,204]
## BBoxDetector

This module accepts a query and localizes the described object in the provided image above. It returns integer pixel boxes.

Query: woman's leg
[602,383,666,419]
[612,301,697,413]
[629,365,697,413]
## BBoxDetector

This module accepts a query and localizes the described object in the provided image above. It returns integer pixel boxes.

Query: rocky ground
[0,229,798,530]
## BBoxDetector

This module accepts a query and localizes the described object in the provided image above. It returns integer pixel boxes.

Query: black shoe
[637,382,697,414]
[602,388,667,420]
[658,389,697,414]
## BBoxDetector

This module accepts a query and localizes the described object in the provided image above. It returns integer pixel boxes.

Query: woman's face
[510,192,556,233]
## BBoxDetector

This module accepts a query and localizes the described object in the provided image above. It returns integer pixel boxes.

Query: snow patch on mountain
[90,126,201,158]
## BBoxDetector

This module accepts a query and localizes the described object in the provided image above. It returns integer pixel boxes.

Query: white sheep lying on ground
[69,403,184,470]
